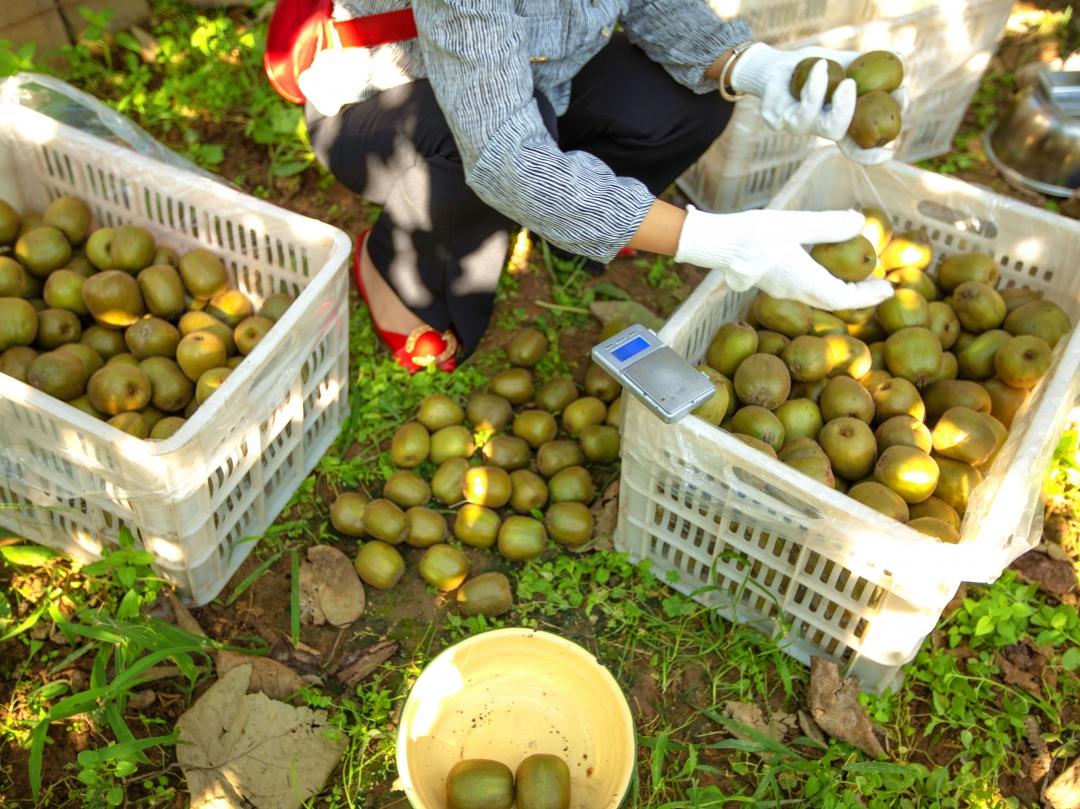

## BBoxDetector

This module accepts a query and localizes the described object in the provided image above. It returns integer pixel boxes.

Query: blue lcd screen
[612,335,650,362]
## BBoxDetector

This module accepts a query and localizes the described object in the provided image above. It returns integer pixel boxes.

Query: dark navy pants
[306,33,733,355]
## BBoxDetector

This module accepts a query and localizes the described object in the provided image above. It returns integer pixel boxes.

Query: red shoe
[616,246,638,259]
[352,229,458,373]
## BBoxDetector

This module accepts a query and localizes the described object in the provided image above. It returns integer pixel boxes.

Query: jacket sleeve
[412,0,655,263]
[621,0,752,93]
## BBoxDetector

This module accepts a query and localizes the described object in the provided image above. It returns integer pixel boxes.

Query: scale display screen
[612,335,650,362]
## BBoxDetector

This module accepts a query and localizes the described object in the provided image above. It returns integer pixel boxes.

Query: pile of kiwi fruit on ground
[447,754,571,809]
[330,327,622,614]
[695,208,1072,543]
[790,49,905,149]
[0,195,293,440]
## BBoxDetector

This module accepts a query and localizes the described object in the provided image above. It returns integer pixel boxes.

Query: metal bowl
[984,70,1080,198]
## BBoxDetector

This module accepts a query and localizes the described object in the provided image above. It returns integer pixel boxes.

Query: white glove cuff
[674,206,759,290]
[728,42,779,98]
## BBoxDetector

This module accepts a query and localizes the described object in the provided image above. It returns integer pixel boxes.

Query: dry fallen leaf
[808,657,886,758]
[1011,551,1078,598]
[1025,716,1051,783]
[721,701,796,757]
[300,545,366,627]
[177,665,344,809]
[797,709,827,748]
[165,592,305,701]
[1046,757,1080,809]
[335,640,399,689]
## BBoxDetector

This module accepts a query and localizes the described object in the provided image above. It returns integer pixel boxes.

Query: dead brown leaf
[1046,757,1080,809]
[997,639,1052,699]
[335,640,399,689]
[797,709,827,748]
[586,480,619,552]
[216,650,306,701]
[269,637,324,677]
[723,701,779,742]
[1025,716,1051,783]
[808,657,886,759]
[126,690,156,712]
[176,665,344,809]
[300,545,366,627]
[165,592,305,700]
[1011,550,1078,598]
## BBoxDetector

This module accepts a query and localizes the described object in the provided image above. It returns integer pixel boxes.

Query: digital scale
[591,324,715,424]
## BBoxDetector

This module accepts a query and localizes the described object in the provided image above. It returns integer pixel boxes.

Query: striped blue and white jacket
[300,0,751,261]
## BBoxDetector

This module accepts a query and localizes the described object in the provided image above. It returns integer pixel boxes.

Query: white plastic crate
[617,148,1080,691]
[713,0,935,44]
[679,0,1012,213]
[0,105,352,604]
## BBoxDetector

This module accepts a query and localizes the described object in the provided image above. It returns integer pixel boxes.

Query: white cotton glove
[728,43,910,166]
[674,206,894,310]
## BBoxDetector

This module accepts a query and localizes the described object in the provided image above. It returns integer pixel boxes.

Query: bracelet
[718,40,754,103]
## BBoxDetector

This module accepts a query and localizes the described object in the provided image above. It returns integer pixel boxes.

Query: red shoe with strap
[352,230,458,373]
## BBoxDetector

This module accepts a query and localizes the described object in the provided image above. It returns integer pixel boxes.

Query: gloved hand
[674,206,894,310]
[728,43,910,166]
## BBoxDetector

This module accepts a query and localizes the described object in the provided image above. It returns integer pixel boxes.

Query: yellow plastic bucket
[396,628,636,809]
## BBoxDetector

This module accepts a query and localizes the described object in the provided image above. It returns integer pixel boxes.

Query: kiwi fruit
[1003,300,1071,349]
[125,317,181,359]
[432,457,471,505]
[846,50,904,95]
[195,367,231,405]
[907,516,960,543]
[535,377,579,413]
[456,572,514,617]
[563,396,607,436]
[874,445,939,504]
[0,199,21,245]
[15,226,72,278]
[362,498,408,544]
[513,409,558,448]
[707,322,758,376]
[507,327,548,366]
[875,414,932,454]
[353,541,405,589]
[453,503,501,548]
[810,235,876,282]
[405,506,447,548]
[43,196,92,246]
[417,393,465,431]
[774,398,823,443]
[0,345,38,382]
[139,356,194,412]
[383,470,432,509]
[108,412,149,438]
[0,298,39,351]
[820,376,875,423]
[467,392,513,431]
[259,292,293,321]
[848,90,901,149]
[206,289,254,328]
[149,416,186,440]
[510,469,549,514]
[27,351,88,401]
[430,425,476,465]
[790,56,846,100]
[515,754,571,809]
[179,248,229,300]
[849,481,909,522]
[498,515,547,561]
[43,270,89,316]
[909,496,961,531]
[330,492,369,536]
[544,501,593,547]
[950,281,1006,333]
[80,325,127,359]
[819,416,878,480]
[937,253,998,292]
[462,466,512,508]
[418,544,469,591]
[549,465,596,504]
[730,406,785,452]
[178,310,237,355]
[994,335,1052,389]
[467,436,523,474]
[734,353,791,410]
[35,308,82,350]
[234,317,274,355]
[82,270,146,328]
[110,225,156,272]
[390,421,430,468]
[491,367,534,405]
[87,364,152,415]
[445,759,514,809]
[781,335,831,382]
[584,363,620,402]
[579,424,620,463]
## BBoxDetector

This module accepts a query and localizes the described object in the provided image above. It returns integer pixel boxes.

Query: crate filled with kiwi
[0,194,294,440]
